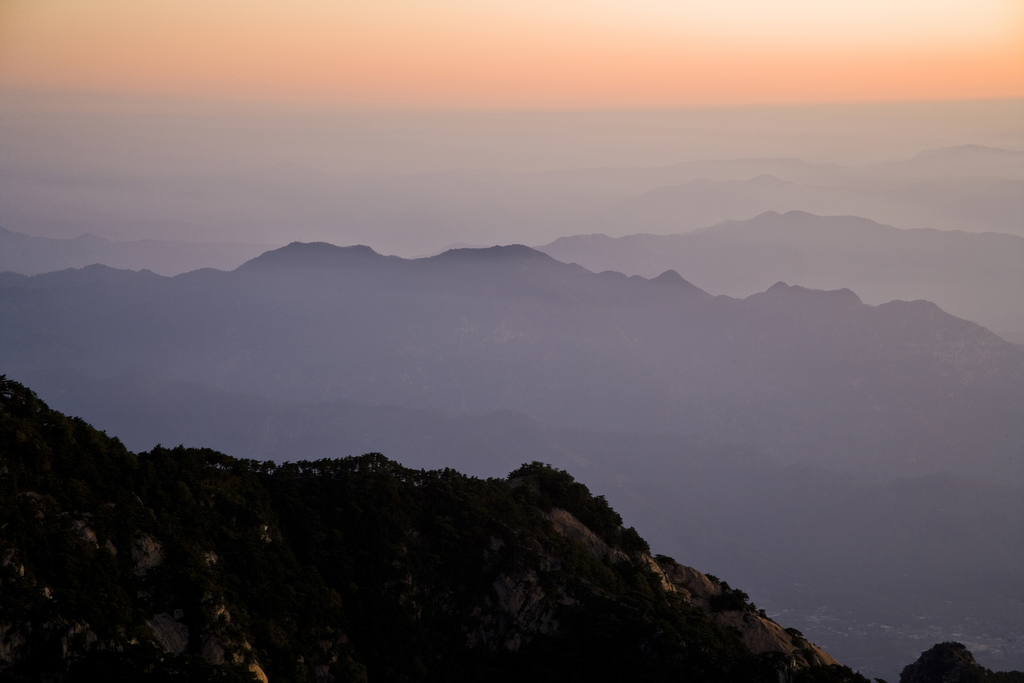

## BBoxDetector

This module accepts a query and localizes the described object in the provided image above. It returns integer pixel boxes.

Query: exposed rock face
[546,508,628,563]
[201,633,227,665]
[543,507,839,671]
[659,559,718,605]
[478,506,841,671]
[146,613,189,655]
[72,519,98,547]
[131,534,164,575]
[487,570,557,651]
[655,554,838,668]
[249,662,270,683]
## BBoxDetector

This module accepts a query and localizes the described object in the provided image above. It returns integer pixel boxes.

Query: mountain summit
[236,242,391,271]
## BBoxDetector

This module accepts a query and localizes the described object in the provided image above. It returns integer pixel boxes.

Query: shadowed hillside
[0,376,866,682]
[20,369,1024,681]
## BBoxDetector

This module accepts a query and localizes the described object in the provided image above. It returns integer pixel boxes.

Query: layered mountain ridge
[2,241,1022,679]
[0,226,273,277]
[2,241,1019,485]
[539,210,1024,343]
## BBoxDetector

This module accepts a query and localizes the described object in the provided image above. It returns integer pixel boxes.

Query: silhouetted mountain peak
[2,263,164,289]
[72,233,111,245]
[428,244,556,263]
[898,642,1022,683]
[237,242,388,272]
[760,281,863,306]
[651,269,708,294]
[424,244,593,278]
[910,144,1023,162]
[717,210,885,232]
[748,174,788,185]
[694,210,873,236]
[541,233,617,251]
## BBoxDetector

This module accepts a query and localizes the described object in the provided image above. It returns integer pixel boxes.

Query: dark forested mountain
[2,242,1021,486]
[899,643,1024,683]
[540,210,1024,343]
[0,376,868,682]
[0,226,273,276]
[21,369,1024,681]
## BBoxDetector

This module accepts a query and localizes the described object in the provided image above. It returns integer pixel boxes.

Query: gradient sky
[0,0,1022,107]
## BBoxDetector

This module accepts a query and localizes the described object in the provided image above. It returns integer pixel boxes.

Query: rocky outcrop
[899,642,1024,683]
[0,617,102,675]
[249,662,270,683]
[543,507,839,671]
[131,534,164,575]
[146,612,189,655]
[546,508,628,563]
[655,554,838,668]
[479,570,558,652]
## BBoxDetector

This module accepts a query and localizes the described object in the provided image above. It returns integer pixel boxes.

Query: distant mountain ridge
[561,145,1024,238]
[539,210,1024,343]
[0,225,275,276]
[1,241,1020,486]
[3,141,1020,255]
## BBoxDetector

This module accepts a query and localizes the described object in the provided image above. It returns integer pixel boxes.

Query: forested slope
[0,376,862,682]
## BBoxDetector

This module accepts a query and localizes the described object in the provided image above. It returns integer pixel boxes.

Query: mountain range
[0,226,273,276]
[2,145,1020,255]
[2,242,1020,485]
[565,161,1022,238]
[2,242,1022,679]
[539,210,1024,343]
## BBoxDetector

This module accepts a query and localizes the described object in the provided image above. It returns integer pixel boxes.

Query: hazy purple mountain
[572,174,1023,237]
[877,144,1024,181]
[1,242,1020,485]
[540,211,1024,343]
[0,225,274,276]
[2,139,1020,254]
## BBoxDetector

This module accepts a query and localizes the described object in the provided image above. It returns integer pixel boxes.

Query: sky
[0,0,1022,107]
[0,0,1021,252]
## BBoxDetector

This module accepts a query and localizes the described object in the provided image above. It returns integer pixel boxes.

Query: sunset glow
[0,0,1021,107]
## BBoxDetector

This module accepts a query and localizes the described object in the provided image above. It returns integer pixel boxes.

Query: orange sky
[0,0,1021,107]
